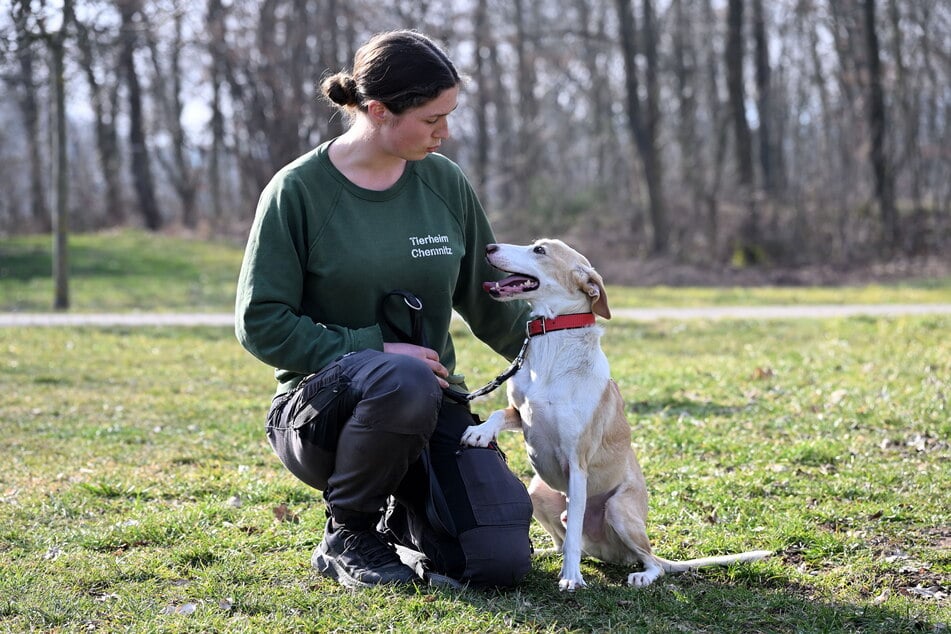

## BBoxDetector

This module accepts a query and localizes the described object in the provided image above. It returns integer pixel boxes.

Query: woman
[235,30,532,588]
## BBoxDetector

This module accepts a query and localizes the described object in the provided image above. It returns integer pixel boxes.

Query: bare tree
[511,0,540,211]
[74,10,125,226]
[751,0,777,195]
[0,0,948,266]
[6,0,51,232]
[725,0,754,188]
[725,0,763,261]
[862,0,897,249]
[206,0,226,228]
[31,0,76,309]
[614,0,669,255]
[472,0,491,195]
[117,0,163,230]
[699,0,731,257]
[142,3,200,228]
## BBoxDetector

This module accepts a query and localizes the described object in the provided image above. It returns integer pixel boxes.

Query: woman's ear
[366,100,389,124]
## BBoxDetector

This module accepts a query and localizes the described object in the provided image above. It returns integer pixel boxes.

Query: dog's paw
[627,570,661,588]
[627,559,664,587]
[558,576,587,592]
[460,424,495,447]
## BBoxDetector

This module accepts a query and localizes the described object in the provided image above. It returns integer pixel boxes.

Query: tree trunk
[118,0,163,230]
[512,0,539,210]
[751,0,776,195]
[47,0,75,309]
[701,0,728,258]
[672,0,701,230]
[862,0,897,250]
[10,0,51,232]
[75,18,124,226]
[472,0,491,196]
[143,8,199,229]
[725,0,760,259]
[207,0,226,228]
[614,0,669,255]
[726,0,754,188]
[51,34,68,309]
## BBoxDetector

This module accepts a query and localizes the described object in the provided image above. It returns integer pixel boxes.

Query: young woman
[235,30,532,588]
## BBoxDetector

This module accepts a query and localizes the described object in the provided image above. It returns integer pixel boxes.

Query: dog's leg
[603,486,664,587]
[558,463,588,591]
[460,406,521,447]
[528,475,567,552]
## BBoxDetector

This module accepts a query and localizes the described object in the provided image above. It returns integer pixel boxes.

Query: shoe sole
[312,549,371,589]
[312,548,419,589]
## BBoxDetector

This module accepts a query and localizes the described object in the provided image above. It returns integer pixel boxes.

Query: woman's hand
[383,342,450,389]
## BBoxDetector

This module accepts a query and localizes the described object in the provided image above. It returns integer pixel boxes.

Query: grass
[1,318,949,632]
[1,230,948,312]
[0,231,242,312]
[1,230,949,631]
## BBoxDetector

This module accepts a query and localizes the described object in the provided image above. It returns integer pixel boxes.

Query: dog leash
[381,290,528,403]
[459,337,529,402]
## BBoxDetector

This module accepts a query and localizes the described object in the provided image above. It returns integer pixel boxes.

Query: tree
[725,0,763,261]
[7,0,51,232]
[751,0,778,195]
[75,10,125,226]
[143,2,200,228]
[206,0,226,228]
[614,0,669,255]
[725,0,754,188]
[29,0,76,309]
[862,0,897,249]
[118,0,163,230]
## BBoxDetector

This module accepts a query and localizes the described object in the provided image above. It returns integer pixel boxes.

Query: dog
[461,239,770,590]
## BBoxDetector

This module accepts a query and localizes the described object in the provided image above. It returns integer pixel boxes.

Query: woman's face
[380,86,459,161]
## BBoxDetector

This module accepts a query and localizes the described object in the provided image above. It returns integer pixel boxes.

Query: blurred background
[1,0,948,286]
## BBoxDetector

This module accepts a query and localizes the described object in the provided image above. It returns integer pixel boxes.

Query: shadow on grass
[628,398,750,420]
[440,556,940,633]
[0,238,202,281]
[0,243,50,280]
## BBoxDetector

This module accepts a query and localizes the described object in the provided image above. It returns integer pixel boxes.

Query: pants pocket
[267,364,358,452]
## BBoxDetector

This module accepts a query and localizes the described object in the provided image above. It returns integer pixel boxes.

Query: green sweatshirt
[235,140,531,394]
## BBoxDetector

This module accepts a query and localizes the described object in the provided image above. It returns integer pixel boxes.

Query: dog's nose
[485,244,499,255]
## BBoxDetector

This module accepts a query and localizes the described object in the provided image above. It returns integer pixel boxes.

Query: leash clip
[403,294,422,311]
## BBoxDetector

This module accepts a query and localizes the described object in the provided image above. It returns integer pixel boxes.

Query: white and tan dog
[462,239,770,590]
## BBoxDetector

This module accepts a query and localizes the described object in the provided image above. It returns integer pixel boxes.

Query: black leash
[460,337,528,401]
[380,290,526,402]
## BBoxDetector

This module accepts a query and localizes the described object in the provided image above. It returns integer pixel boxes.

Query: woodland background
[1,0,949,296]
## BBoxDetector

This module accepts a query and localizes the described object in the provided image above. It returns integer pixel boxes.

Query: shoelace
[341,530,400,568]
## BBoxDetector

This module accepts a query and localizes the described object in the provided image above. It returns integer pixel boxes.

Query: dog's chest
[508,338,610,487]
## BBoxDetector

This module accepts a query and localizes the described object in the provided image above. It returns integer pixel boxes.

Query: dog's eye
[533,246,546,255]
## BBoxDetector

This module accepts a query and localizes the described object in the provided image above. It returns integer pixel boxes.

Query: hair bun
[322,73,360,106]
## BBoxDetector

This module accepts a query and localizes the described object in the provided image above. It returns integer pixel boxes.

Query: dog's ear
[574,266,611,319]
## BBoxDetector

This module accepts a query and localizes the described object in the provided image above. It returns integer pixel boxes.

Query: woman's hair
[321,30,460,116]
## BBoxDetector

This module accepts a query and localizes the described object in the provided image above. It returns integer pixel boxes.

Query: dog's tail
[656,550,771,573]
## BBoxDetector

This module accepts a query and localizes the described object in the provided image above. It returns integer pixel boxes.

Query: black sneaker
[312,520,418,588]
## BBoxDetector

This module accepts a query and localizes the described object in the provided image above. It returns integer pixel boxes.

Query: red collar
[527,313,597,337]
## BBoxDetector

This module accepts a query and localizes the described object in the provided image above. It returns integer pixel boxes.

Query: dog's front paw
[460,424,495,447]
[558,576,587,592]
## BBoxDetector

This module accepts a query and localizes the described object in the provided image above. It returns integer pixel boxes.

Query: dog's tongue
[483,275,535,297]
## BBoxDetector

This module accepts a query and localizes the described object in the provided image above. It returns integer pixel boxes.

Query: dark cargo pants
[265,349,444,521]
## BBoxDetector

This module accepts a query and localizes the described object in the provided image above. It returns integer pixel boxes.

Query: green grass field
[1,231,949,632]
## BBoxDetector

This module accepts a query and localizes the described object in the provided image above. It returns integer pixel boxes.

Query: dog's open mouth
[482,273,539,298]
